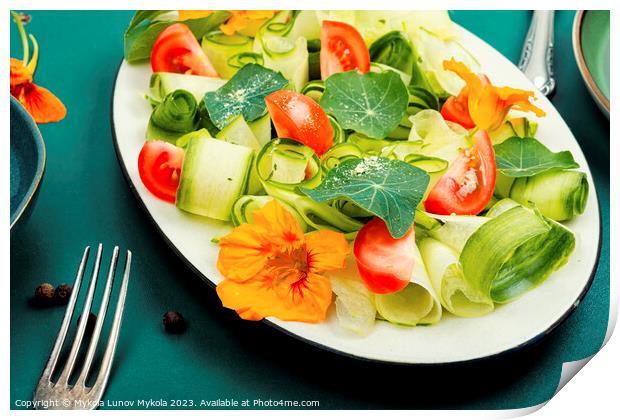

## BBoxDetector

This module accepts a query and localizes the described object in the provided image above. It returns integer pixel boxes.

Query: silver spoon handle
[518,10,556,96]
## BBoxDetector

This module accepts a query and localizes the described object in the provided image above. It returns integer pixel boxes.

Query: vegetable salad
[125,10,589,335]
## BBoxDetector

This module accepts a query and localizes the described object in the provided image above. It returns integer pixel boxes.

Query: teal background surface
[10,10,610,410]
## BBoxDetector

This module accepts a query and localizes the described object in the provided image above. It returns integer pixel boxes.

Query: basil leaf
[205,64,288,130]
[124,11,230,63]
[301,157,429,238]
[320,70,409,139]
[494,136,579,177]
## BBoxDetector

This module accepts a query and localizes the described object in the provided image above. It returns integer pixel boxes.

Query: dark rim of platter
[109,59,603,367]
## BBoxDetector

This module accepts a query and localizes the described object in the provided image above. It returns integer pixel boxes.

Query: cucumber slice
[176,138,254,221]
[320,143,363,171]
[386,124,411,140]
[146,89,200,143]
[328,115,345,144]
[307,38,321,52]
[201,31,254,79]
[216,115,261,150]
[256,138,322,191]
[489,118,539,144]
[405,155,448,173]
[216,116,263,194]
[301,80,325,102]
[149,72,226,103]
[509,117,529,138]
[494,172,515,198]
[288,10,321,40]
[375,283,434,326]
[231,195,308,231]
[227,52,264,69]
[248,114,272,146]
[488,120,518,144]
[509,169,589,221]
[308,51,321,81]
[373,244,441,326]
[370,62,412,86]
[271,149,309,184]
[176,128,213,149]
[263,36,309,91]
[255,11,309,91]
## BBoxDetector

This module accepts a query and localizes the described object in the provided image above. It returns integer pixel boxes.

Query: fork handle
[518,10,556,96]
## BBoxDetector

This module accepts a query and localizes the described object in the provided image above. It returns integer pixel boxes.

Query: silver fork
[33,245,132,410]
[518,10,556,96]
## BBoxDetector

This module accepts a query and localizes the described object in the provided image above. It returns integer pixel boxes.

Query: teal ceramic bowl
[10,96,46,230]
[573,10,610,118]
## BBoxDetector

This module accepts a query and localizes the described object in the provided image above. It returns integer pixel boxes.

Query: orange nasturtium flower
[10,12,66,124]
[178,10,277,36]
[216,200,350,323]
[443,58,545,131]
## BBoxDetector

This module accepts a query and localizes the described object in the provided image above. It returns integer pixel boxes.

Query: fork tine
[56,244,104,386]
[75,246,119,387]
[38,246,91,384]
[92,250,131,394]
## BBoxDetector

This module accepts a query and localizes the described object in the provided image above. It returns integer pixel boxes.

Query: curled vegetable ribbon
[10,11,66,124]
[444,58,545,131]
[216,199,350,323]
[178,10,277,36]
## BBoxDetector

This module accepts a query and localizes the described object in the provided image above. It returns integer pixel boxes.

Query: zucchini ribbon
[419,199,576,317]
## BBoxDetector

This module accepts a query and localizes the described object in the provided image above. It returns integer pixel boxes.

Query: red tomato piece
[320,20,370,79]
[265,90,334,156]
[138,141,184,203]
[354,218,415,295]
[441,96,476,129]
[151,23,218,76]
[424,130,496,215]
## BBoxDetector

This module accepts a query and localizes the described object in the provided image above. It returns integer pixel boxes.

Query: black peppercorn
[54,283,72,305]
[34,283,55,304]
[163,311,187,333]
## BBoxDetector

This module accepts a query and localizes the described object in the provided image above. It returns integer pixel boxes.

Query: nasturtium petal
[320,70,409,139]
[493,136,579,177]
[301,156,429,238]
[204,63,289,129]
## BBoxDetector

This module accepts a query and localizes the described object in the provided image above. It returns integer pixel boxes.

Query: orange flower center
[267,245,312,302]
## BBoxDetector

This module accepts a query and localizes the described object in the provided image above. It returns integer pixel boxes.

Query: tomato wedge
[138,141,184,203]
[151,23,218,76]
[265,90,333,156]
[424,130,496,215]
[320,20,370,79]
[354,218,415,295]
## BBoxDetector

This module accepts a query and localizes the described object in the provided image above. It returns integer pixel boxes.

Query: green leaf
[124,11,231,63]
[126,10,171,33]
[494,136,579,177]
[301,157,429,238]
[369,31,415,75]
[204,64,289,130]
[320,70,409,139]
